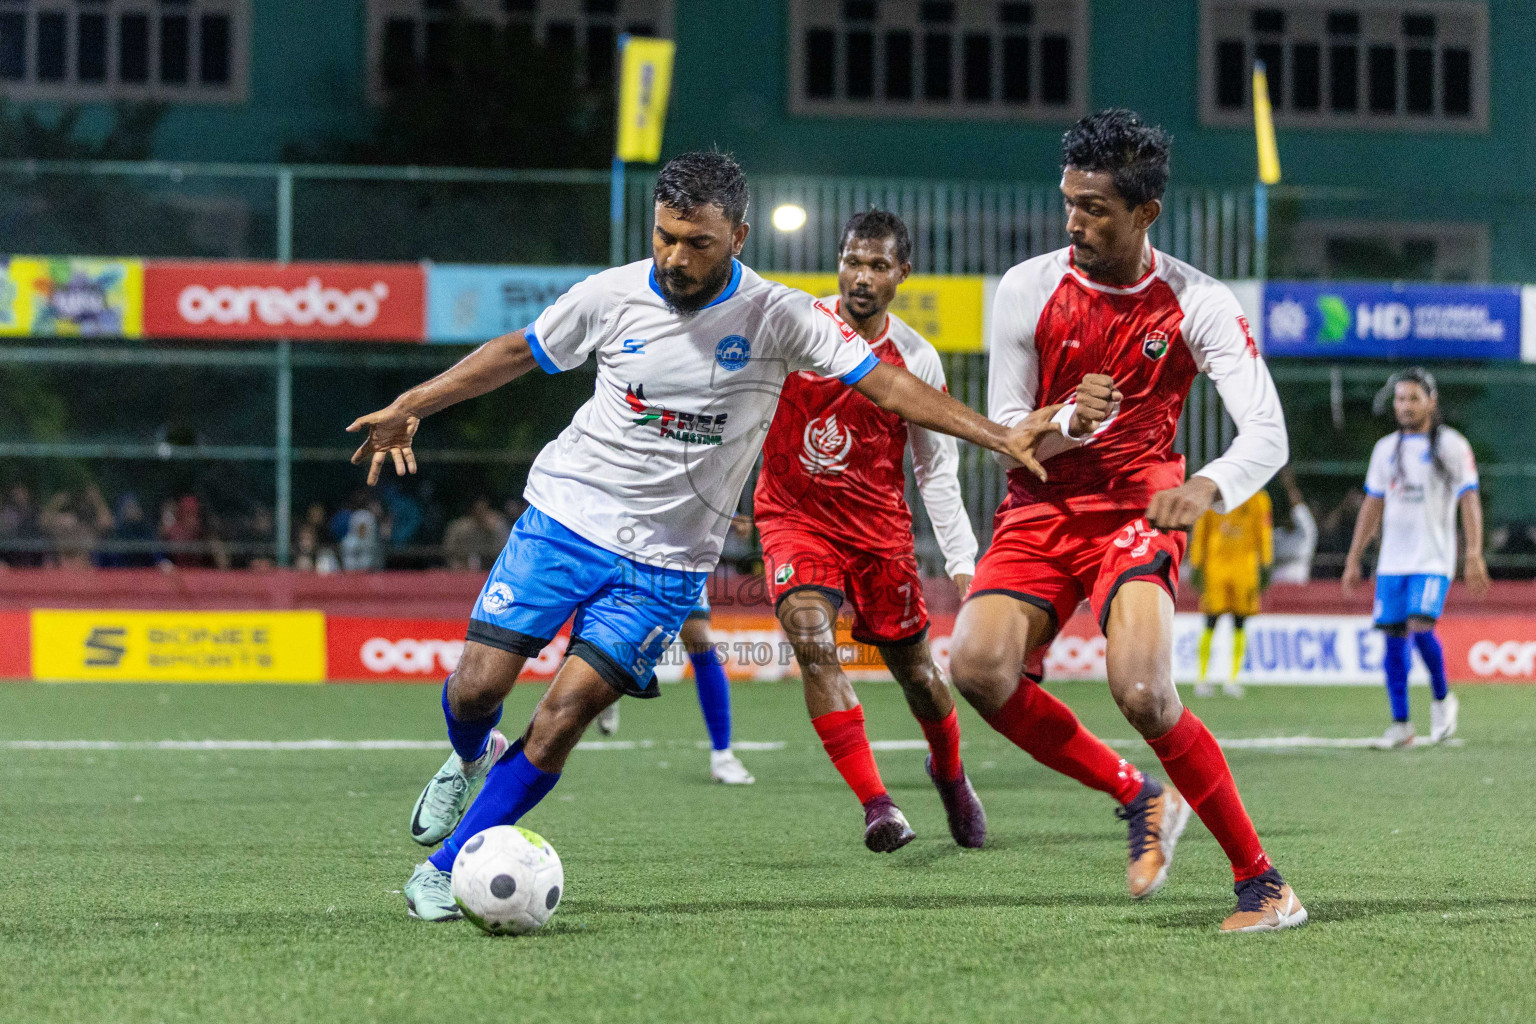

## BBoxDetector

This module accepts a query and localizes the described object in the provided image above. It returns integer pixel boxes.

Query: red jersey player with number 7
[949,110,1306,933]
[755,210,985,853]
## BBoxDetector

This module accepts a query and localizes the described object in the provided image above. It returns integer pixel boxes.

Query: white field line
[0,736,1460,752]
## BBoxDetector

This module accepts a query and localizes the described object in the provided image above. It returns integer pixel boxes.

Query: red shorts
[760,524,928,645]
[969,508,1186,636]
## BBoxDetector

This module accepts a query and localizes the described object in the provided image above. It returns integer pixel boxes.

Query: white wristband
[1052,404,1079,438]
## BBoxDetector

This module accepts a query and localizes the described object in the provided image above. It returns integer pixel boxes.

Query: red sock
[982,680,1144,804]
[916,708,963,782]
[811,706,888,805]
[1147,709,1272,881]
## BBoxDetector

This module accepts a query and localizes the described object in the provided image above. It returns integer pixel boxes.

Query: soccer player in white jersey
[1343,367,1489,747]
[345,152,1064,921]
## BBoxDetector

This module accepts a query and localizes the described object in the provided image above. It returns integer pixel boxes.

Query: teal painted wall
[15,0,374,162]
[668,0,1536,189]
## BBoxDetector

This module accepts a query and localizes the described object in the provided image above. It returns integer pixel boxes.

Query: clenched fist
[1070,374,1121,437]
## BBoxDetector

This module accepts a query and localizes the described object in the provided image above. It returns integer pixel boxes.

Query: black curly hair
[839,208,912,265]
[653,150,750,225]
[1061,108,1171,209]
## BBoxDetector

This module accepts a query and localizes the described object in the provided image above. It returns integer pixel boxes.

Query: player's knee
[947,642,1013,703]
[1113,682,1181,738]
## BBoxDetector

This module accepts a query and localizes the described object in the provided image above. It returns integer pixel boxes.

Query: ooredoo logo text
[178,278,391,328]
[143,261,425,340]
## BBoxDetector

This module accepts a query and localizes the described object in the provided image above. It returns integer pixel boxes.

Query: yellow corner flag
[1252,60,1281,185]
[616,36,676,164]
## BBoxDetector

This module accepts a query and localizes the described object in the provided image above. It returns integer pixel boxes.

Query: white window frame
[0,0,249,104]
[1291,220,1491,282]
[787,0,1089,121]
[1200,1,1489,133]
[365,0,674,104]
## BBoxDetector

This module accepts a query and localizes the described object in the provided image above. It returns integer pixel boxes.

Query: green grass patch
[0,680,1531,1023]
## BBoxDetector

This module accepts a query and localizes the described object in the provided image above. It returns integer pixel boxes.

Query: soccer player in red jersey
[755,210,987,853]
[948,110,1307,932]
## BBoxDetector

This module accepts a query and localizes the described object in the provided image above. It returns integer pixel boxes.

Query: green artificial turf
[0,680,1531,1024]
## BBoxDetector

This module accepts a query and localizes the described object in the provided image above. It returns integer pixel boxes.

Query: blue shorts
[466,507,708,698]
[686,588,712,620]
[1373,573,1450,628]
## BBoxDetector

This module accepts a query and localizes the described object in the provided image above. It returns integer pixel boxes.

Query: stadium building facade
[0,1,1529,279]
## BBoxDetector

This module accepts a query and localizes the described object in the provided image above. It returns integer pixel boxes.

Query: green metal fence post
[275,167,294,567]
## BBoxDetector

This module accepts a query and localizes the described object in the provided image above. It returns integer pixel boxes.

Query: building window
[368,0,671,100]
[1201,2,1487,131]
[789,0,1087,120]
[0,0,247,101]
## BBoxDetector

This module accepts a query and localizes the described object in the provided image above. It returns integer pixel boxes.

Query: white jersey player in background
[1343,368,1489,747]
[345,151,1065,921]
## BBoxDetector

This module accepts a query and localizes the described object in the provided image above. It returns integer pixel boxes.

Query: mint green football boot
[404,862,462,922]
[409,729,510,846]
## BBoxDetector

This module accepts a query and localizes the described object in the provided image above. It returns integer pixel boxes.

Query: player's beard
[655,257,736,315]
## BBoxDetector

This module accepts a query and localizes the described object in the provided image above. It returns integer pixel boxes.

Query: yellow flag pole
[1252,60,1281,280]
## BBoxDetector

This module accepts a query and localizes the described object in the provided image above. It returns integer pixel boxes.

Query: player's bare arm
[1341,494,1385,596]
[347,329,541,485]
[851,360,1063,480]
[1459,488,1491,596]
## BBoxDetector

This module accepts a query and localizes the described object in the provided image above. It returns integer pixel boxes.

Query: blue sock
[442,682,501,762]
[692,650,732,752]
[1412,631,1449,701]
[429,750,560,872]
[1383,634,1411,722]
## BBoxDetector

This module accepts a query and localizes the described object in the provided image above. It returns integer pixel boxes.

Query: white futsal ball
[451,825,564,935]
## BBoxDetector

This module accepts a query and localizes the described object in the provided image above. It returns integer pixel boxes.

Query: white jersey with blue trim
[522,258,879,570]
[1364,427,1478,577]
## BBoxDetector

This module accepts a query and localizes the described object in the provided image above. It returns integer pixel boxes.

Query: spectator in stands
[1270,468,1318,584]
[105,492,158,567]
[442,496,509,571]
[1316,487,1367,576]
[0,483,45,567]
[159,494,229,569]
[1488,520,1536,580]
[40,487,112,568]
[294,503,340,573]
[242,505,277,570]
[340,504,383,571]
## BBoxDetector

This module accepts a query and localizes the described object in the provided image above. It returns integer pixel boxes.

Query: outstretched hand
[347,404,420,486]
[1000,404,1067,482]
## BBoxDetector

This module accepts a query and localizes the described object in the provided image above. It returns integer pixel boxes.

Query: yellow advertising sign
[0,256,144,337]
[615,37,676,164]
[765,273,986,353]
[31,610,326,683]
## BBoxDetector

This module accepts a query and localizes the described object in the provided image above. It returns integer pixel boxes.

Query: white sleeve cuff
[1052,404,1078,437]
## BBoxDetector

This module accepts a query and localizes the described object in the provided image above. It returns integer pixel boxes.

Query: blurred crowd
[0,481,529,573]
[0,472,1519,579]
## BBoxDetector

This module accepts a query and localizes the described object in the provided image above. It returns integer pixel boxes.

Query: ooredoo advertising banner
[143,261,426,341]
[326,617,568,682]
[1262,280,1522,360]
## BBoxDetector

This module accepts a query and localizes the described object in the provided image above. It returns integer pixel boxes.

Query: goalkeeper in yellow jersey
[1190,490,1273,698]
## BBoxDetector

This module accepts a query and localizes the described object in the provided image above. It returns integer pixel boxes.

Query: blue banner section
[1263,281,1522,360]
[426,265,599,343]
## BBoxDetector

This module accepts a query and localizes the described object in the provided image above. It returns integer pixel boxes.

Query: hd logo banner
[30,610,326,683]
[1263,281,1522,360]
